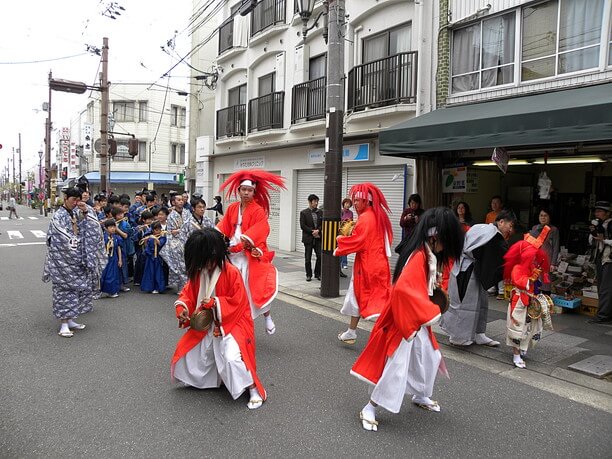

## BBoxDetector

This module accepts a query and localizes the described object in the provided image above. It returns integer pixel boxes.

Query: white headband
[239,179,256,188]
[427,227,438,237]
[353,191,373,201]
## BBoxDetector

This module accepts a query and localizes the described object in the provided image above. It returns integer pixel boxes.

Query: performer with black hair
[441,209,517,346]
[334,183,393,345]
[172,229,267,409]
[217,169,286,335]
[43,187,105,337]
[141,222,167,294]
[351,207,464,431]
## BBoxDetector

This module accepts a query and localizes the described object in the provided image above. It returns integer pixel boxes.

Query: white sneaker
[152,290,159,294]
[474,333,500,347]
[109,293,119,298]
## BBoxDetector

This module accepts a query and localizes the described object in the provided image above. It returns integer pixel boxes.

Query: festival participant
[100,219,123,298]
[504,226,552,368]
[140,222,167,294]
[217,169,286,335]
[161,195,192,292]
[132,210,155,286]
[441,210,517,346]
[351,208,464,431]
[42,187,102,337]
[334,183,393,345]
[171,229,267,409]
[111,207,131,292]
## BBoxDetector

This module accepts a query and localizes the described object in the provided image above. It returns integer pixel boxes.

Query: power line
[0,52,89,65]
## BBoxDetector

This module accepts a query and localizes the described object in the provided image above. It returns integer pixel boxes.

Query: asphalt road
[1,214,611,457]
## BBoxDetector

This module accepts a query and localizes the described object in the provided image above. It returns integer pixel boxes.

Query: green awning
[379,82,612,155]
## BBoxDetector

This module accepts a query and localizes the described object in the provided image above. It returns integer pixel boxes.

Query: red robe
[334,207,391,319]
[510,265,532,313]
[171,263,266,400]
[217,201,278,309]
[351,248,441,385]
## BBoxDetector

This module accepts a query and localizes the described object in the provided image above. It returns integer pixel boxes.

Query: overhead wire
[0,52,90,65]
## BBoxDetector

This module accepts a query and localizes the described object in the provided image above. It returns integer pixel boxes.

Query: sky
[0,0,199,178]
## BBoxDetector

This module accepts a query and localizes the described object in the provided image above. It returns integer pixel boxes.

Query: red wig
[503,225,551,283]
[220,169,286,216]
[349,182,393,244]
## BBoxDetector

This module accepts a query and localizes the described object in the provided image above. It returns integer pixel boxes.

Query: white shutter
[346,165,406,268]
[294,44,309,85]
[275,52,285,92]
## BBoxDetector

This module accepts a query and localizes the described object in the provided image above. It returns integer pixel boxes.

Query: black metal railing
[291,76,326,123]
[218,18,234,55]
[216,105,246,138]
[248,91,284,132]
[251,0,286,36]
[347,52,418,112]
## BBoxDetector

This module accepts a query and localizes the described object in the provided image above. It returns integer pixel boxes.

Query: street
[0,210,611,457]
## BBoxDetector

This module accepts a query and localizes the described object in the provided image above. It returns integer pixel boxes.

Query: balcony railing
[251,0,286,36]
[218,18,234,55]
[291,77,326,124]
[347,52,418,112]
[216,105,246,139]
[248,91,285,132]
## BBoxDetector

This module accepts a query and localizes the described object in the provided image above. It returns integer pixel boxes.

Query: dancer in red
[171,229,266,409]
[217,169,286,335]
[351,208,464,431]
[334,183,393,344]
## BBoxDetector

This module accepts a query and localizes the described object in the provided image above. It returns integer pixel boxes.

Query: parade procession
[1,0,611,456]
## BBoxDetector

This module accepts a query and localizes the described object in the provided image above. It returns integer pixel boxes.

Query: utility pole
[12,148,16,196]
[45,70,52,211]
[320,0,345,298]
[18,133,22,201]
[99,37,109,194]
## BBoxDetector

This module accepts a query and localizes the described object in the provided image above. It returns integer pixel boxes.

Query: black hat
[135,190,143,196]
[169,190,178,197]
[192,193,203,200]
[594,201,611,212]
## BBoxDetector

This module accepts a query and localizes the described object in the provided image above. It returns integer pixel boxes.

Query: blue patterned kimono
[141,234,167,293]
[160,208,192,290]
[43,206,104,319]
[117,218,132,284]
[100,232,122,295]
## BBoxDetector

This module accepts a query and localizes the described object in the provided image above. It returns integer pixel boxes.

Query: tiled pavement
[273,249,612,393]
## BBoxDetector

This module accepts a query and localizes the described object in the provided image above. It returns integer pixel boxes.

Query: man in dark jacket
[300,194,323,281]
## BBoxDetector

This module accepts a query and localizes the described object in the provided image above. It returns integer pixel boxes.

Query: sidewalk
[273,249,612,394]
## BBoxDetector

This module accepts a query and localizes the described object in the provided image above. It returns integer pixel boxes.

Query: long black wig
[393,207,465,284]
[184,228,228,282]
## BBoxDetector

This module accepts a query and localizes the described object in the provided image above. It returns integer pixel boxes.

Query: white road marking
[0,217,8,221]
[0,242,46,247]
[30,230,47,238]
[7,231,24,240]
[28,217,38,220]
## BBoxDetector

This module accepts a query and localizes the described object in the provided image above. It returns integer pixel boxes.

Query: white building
[189,0,441,255]
[67,84,191,196]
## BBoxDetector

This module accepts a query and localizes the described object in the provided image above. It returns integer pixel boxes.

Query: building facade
[66,84,190,196]
[189,0,444,254]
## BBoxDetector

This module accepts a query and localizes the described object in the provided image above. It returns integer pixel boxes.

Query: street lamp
[298,0,345,297]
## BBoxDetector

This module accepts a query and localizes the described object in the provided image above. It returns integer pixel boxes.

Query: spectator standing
[207,195,224,223]
[454,201,474,232]
[588,201,612,324]
[530,207,560,294]
[300,194,323,282]
[8,195,18,219]
[485,195,503,224]
[399,194,424,240]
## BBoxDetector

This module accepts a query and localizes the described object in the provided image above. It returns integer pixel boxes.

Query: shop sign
[234,156,265,169]
[82,123,93,155]
[492,147,509,174]
[442,166,467,193]
[307,143,370,164]
[69,142,78,176]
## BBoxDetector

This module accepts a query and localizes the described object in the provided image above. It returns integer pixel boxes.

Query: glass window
[171,143,185,164]
[138,141,147,162]
[113,101,135,122]
[522,0,604,81]
[138,102,148,122]
[258,73,275,96]
[451,23,481,92]
[228,84,247,106]
[170,105,186,127]
[309,54,327,80]
[363,23,411,63]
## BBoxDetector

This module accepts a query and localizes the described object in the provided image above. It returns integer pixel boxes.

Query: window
[171,143,185,164]
[309,54,327,80]
[451,12,515,93]
[113,101,135,122]
[228,84,247,106]
[170,105,186,128]
[258,73,275,96]
[138,141,147,162]
[138,102,148,122]
[363,23,411,63]
[521,0,604,81]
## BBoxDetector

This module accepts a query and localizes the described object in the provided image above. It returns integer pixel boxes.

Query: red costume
[171,262,266,400]
[334,183,393,319]
[351,248,442,385]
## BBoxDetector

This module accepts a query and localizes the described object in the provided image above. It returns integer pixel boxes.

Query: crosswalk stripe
[7,231,24,240]
[0,242,46,248]
[28,216,38,220]
[0,217,8,221]
[31,230,47,238]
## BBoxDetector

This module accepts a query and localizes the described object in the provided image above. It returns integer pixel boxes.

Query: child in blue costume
[141,221,167,293]
[133,210,155,286]
[100,219,122,298]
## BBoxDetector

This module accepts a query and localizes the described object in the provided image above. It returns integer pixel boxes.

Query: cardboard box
[580,295,599,308]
